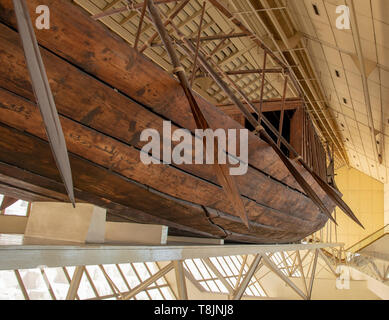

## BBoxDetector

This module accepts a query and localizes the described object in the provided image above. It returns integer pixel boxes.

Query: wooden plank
[217,98,303,114]
[105,221,168,245]
[0,28,324,226]
[0,196,18,211]
[25,202,106,243]
[0,0,303,190]
[167,236,223,245]
[0,88,325,238]
[173,260,188,300]
[232,254,262,300]
[66,266,84,300]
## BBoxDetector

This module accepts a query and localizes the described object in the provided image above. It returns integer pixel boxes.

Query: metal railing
[346,224,389,253]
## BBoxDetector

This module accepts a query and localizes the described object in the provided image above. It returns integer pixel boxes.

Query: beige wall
[384,184,389,226]
[335,167,384,249]
[0,215,28,234]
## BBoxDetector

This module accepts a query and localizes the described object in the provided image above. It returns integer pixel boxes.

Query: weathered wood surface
[0,87,328,231]
[0,0,336,242]
[0,23,329,218]
[0,0,308,189]
[0,1,336,209]
[0,124,320,243]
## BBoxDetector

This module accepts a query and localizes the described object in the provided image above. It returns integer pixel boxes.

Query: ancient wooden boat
[0,0,360,243]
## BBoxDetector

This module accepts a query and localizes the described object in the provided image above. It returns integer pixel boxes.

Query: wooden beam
[105,221,168,245]
[234,254,248,291]
[290,106,304,156]
[217,98,303,115]
[14,270,29,300]
[167,236,223,245]
[146,0,250,229]
[66,266,84,300]
[226,68,284,75]
[173,260,188,300]
[232,254,262,300]
[92,0,182,19]
[0,196,18,211]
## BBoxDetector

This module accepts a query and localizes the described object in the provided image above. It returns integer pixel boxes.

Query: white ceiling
[288,0,389,183]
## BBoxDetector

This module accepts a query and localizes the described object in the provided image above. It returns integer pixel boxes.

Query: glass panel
[184,260,202,280]
[217,257,233,277]
[224,256,238,275]
[135,291,149,300]
[206,280,219,292]
[160,287,175,300]
[210,257,226,277]
[4,200,29,216]
[85,265,113,297]
[19,269,51,300]
[77,273,97,300]
[193,259,211,279]
[118,264,140,289]
[133,263,151,282]
[148,288,163,300]
[102,264,127,292]
[43,268,69,300]
[214,279,228,294]
[0,271,24,300]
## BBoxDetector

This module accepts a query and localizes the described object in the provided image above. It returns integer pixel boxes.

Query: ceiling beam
[217,97,303,114]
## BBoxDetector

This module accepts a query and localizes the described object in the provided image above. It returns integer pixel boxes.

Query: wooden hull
[0,0,335,243]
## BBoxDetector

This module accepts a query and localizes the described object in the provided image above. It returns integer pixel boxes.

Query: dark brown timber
[0,0,361,242]
[146,0,250,228]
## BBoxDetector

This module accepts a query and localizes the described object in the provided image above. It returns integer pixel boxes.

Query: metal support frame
[173,260,188,300]
[122,262,174,300]
[307,249,319,300]
[203,258,234,294]
[262,253,307,300]
[66,266,84,300]
[232,254,262,300]
[0,232,344,300]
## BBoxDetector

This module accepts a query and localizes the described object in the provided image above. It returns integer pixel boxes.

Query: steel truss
[0,239,342,300]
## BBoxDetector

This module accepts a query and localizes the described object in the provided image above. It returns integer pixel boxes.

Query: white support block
[105,222,168,245]
[167,236,224,245]
[25,202,106,243]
